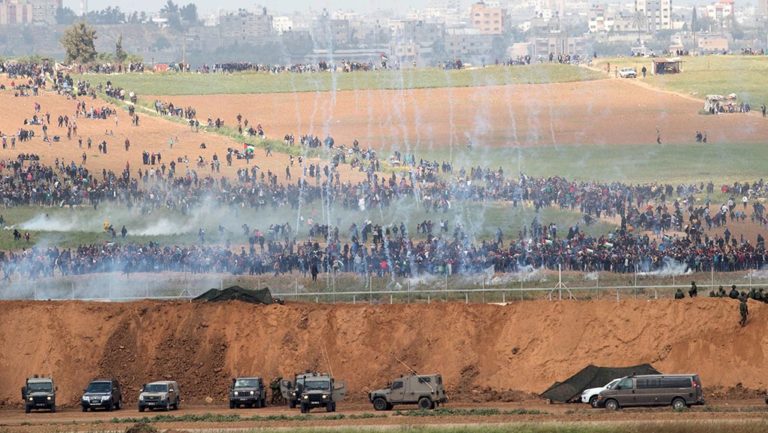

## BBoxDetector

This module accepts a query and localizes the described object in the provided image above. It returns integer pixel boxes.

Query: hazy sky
[64,0,433,15]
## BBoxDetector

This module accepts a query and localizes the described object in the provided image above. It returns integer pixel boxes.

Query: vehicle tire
[418,397,433,410]
[82,406,88,412]
[262,398,267,408]
[108,401,114,412]
[229,401,235,409]
[116,400,121,410]
[256,398,262,408]
[604,399,619,411]
[51,405,56,413]
[373,397,388,411]
[25,405,31,414]
[289,400,296,409]
[589,395,599,408]
[165,401,171,411]
[174,398,180,410]
[139,406,145,413]
[672,398,687,410]
[300,403,308,414]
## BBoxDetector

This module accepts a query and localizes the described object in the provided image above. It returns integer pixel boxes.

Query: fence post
[465,293,468,304]
[616,288,619,303]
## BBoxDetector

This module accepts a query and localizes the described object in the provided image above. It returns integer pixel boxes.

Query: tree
[180,3,199,25]
[115,34,127,63]
[56,7,77,25]
[61,22,98,64]
[161,0,182,30]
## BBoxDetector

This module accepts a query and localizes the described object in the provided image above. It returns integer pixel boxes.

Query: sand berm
[0,298,763,406]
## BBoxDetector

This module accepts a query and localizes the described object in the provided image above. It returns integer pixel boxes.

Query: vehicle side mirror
[169,388,174,393]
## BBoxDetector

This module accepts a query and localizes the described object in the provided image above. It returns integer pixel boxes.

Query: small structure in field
[652,58,682,75]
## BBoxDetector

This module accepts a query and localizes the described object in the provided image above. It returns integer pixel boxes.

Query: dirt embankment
[0,299,764,407]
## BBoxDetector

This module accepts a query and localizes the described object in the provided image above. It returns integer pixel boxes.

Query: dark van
[596,374,704,410]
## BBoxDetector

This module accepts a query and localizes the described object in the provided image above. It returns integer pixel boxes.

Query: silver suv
[138,381,180,412]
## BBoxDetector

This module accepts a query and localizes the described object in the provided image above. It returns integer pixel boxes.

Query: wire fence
[1,269,764,304]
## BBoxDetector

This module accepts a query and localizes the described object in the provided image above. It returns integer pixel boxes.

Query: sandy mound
[0,298,763,407]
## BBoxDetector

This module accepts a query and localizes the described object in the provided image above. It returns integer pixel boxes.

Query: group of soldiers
[674,281,755,326]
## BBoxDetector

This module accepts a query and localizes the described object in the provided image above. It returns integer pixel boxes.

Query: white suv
[581,378,620,408]
[618,68,637,78]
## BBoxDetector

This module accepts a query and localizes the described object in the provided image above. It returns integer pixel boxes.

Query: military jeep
[22,377,57,413]
[229,377,267,409]
[369,374,447,410]
[280,372,346,413]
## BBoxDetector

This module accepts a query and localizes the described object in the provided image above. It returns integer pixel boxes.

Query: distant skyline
[64,0,438,15]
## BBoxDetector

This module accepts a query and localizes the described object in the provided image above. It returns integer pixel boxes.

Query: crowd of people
[2,64,768,283]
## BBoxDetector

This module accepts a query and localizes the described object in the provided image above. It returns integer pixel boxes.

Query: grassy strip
[394,408,548,417]
[73,64,603,96]
[107,412,385,424]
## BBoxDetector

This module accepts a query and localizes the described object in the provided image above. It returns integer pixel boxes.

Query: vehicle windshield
[86,382,111,393]
[27,382,52,393]
[235,379,258,388]
[605,379,620,390]
[144,384,168,393]
[304,380,331,391]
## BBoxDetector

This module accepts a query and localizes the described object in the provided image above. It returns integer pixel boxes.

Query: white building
[635,0,672,31]
[705,0,734,28]
[273,16,294,33]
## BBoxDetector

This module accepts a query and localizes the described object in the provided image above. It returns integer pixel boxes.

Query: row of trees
[56,1,199,30]
[60,22,141,64]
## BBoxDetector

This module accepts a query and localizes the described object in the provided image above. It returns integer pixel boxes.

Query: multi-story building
[705,0,733,28]
[445,27,494,60]
[470,1,506,35]
[219,8,273,45]
[635,0,672,31]
[0,0,60,25]
[759,0,768,18]
[312,11,352,48]
[272,16,294,34]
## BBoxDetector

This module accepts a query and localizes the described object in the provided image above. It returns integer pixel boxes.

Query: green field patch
[596,55,768,105]
[75,64,603,96]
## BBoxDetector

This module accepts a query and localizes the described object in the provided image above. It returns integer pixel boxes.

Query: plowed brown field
[150,79,768,148]
[0,85,363,183]
[0,298,764,408]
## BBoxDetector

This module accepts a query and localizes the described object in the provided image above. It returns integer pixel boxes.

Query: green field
[0,201,614,251]
[596,55,768,105]
[415,142,768,183]
[75,64,603,96]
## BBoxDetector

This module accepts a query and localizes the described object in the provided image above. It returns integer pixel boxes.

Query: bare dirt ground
[149,79,768,149]
[1,299,767,410]
[0,85,363,184]
[1,400,768,432]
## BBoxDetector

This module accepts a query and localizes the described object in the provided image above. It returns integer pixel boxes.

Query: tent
[193,286,277,304]
[540,364,660,403]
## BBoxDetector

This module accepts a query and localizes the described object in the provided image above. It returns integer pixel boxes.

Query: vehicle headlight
[28,397,33,401]
[102,396,111,401]
[303,395,309,399]
[139,395,144,401]
[250,391,254,396]
[234,391,239,396]
[47,396,52,401]
[82,397,88,401]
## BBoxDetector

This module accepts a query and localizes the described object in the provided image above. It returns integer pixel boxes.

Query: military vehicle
[369,374,447,410]
[81,379,123,411]
[280,372,346,413]
[138,380,180,412]
[229,377,267,409]
[21,377,57,413]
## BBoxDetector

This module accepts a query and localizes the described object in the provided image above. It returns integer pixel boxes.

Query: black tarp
[193,286,275,304]
[540,364,660,403]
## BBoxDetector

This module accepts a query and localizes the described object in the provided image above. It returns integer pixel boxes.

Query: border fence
[1,268,765,304]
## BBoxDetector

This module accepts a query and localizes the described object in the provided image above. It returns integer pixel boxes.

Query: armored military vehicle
[229,377,267,409]
[22,377,56,413]
[280,372,346,413]
[369,374,447,410]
